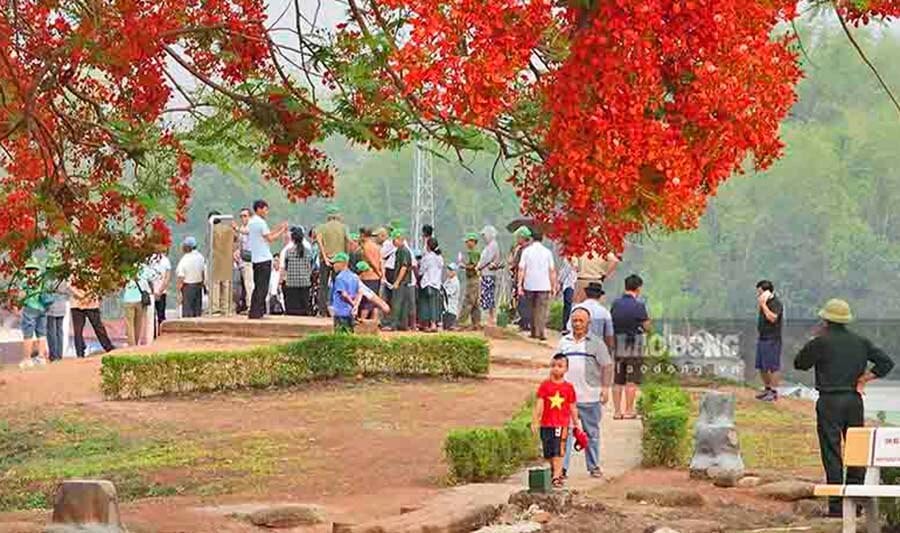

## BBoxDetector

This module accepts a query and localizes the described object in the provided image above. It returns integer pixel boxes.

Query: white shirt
[559,258,577,291]
[247,215,273,264]
[443,276,461,316]
[558,333,612,404]
[381,240,397,270]
[175,250,206,284]
[518,242,555,292]
[477,240,501,279]
[567,299,614,339]
[146,254,172,294]
[419,251,444,289]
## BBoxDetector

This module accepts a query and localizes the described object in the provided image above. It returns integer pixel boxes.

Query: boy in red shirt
[532,353,583,488]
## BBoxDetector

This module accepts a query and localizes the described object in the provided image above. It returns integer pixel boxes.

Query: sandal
[552,477,565,489]
[623,413,639,420]
[613,414,624,420]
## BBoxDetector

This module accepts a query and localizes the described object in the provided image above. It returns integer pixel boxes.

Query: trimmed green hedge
[101,334,490,399]
[639,383,691,467]
[444,401,538,483]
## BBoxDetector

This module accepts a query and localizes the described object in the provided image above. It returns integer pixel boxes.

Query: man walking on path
[566,282,614,352]
[574,252,619,303]
[755,280,784,402]
[246,200,288,319]
[610,274,650,420]
[458,233,482,329]
[315,206,350,316]
[176,236,206,318]
[517,227,556,341]
[559,306,613,479]
[794,298,894,518]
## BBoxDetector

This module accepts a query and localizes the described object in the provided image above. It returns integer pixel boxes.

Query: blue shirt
[567,299,614,339]
[247,215,273,264]
[331,269,360,318]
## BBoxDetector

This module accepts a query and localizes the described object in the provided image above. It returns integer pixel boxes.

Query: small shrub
[548,301,564,331]
[639,385,691,467]
[444,401,538,483]
[882,468,900,527]
[102,334,489,399]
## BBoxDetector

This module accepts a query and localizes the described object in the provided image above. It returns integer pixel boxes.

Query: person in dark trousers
[755,280,784,402]
[794,298,894,518]
[610,274,650,420]
[243,199,288,319]
[70,283,116,357]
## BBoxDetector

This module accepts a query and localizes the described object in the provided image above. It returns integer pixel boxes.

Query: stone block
[51,480,122,527]
[509,489,572,515]
[625,487,704,508]
[754,480,815,501]
[689,392,744,480]
[248,504,324,528]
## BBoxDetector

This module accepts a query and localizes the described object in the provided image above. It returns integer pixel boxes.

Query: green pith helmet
[391,228,406,239]
[464,232,479,242]
[818,298,853,324]
[332,252,350,263]
[349,232,360,241]
[356,261,371,272]
[515,226,532,239]
[326,205,341,215]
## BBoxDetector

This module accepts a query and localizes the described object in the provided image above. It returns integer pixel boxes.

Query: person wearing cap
[794,298,894,518]
[315,205,350,317]
[457,232,482,329]
[386,228,414,331]
[566,282,614,351]
[175,236,206,318]
[442,263,461,330]
[329,252,361,332]
[17,261,50,368]
[347,232,363,274]
[477,226,502,326]
[517,226,557,341]
[573,251,620,304]
[558,306,613,479]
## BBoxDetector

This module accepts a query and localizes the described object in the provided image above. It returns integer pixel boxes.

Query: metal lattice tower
[412,142,435,251]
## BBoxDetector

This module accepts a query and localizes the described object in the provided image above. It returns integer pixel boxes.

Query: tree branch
[834,3,900,116]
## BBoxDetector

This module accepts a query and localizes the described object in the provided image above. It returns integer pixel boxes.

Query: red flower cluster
[367,0,896,256]
[839,0,900,25]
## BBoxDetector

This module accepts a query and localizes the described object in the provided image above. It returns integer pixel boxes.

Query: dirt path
[0,331,643,532]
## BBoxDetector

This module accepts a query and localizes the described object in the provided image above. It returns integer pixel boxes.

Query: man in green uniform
[457,232,481,329]
[794,298,894,517]
[387,228,414,331]
[315,205,349,316]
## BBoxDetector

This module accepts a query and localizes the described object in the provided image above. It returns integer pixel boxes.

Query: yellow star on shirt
[548,391,566,410]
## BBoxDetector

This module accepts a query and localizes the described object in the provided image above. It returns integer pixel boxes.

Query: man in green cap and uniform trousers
[457,232,482,329]
[386,228,414,331]
[794,298,894,517]
[315,205,350,317]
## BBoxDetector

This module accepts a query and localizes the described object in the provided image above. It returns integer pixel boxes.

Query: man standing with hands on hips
[794,298,894,518]
[245,199,288,319]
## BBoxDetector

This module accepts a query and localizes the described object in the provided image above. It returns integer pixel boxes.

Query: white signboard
[873,428,900,467]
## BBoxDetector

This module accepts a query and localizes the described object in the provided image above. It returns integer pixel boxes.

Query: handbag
[135,279,151,306]
[241,249,252,263]
[268,295,284,315]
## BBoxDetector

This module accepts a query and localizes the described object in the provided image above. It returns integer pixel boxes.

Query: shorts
[334,316,355,333]
[479,276,496,310]
[20,307,48,339]
[540,426,568,459]
[755,338,782,372]
[614,357,644,385]
[360,279,381,312]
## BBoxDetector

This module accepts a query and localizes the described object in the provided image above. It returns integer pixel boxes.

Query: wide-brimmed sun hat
[818,298,853,324]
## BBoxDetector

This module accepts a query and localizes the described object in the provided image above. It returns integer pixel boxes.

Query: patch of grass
[0,413,303,512]
[734,398,820,470]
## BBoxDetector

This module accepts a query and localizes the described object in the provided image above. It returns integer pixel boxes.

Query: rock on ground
[246,504,325,528]
[708,467,742,488]
[51,480,122,528]
[474,522,542,533]
[625,487,704,508]
[43,527,124,533]
[644,528,682,533]
[754,480,815,502]
[509,490,573,515]
[793,499,824,518]
[736,476,761,488]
